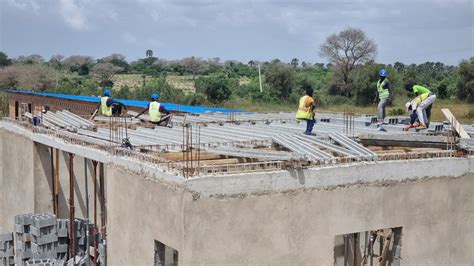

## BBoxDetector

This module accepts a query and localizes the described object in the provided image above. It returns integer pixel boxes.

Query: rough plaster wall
[182,175,474,265]
[33,143,54,214]
[0,129,35,232]
[105,166,187,265]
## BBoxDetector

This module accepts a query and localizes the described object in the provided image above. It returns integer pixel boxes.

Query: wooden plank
[378,229,393,266]
[441,108,471,139]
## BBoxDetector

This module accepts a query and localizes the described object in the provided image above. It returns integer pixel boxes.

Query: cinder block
[0,233,13,242]
[15,249,32,259]
[32,215,56,228]
[56,244,68,253]
[30,225,56,237]
[33,234,58,246]
[0,248,14,257]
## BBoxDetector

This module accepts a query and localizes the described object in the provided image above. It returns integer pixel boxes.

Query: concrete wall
[0,129,35,231]
[1,128,473,265]
[182,174,473,265]
[106,166,188,265]
[0,130,100,231]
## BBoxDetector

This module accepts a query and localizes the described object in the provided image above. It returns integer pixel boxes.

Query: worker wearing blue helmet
[135,92,173,127]
[374,68,393,131]
[91,89,127,118]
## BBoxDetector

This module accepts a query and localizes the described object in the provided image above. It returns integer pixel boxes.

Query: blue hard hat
[151,93,160,100]
[379,68,388,77]
[104,89,111,96]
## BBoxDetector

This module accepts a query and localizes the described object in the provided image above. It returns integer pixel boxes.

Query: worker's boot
[415,123,427,129]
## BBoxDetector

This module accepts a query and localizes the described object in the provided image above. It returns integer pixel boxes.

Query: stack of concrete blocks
[56,220,68,260]
[25,259,64,266]
[30,214,58,260]
[73,219,86,256]
[15,214,34,265]
[0,233,14,265]
[98,242,105,265]
[66,255,88,266]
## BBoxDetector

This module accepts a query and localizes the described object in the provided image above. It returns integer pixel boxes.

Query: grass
[230,98,474,124]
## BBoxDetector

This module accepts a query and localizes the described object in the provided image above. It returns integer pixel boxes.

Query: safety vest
[413,85,431,95]
[377,79,390,100]
[100,97,112,117]
[295,95,314,120]
[149,101,161,122]
[411,93,430,108]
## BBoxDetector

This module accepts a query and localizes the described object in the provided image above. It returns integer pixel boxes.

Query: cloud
[59,0,87,30]
[6,0,40,14]
[122,32,137,45]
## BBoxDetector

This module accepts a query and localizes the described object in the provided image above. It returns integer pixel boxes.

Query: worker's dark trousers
[305,119,315,135]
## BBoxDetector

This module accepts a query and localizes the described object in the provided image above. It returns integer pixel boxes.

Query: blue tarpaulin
[6,89,245,114]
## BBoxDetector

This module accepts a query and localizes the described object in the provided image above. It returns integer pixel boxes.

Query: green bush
[195,74,236,103]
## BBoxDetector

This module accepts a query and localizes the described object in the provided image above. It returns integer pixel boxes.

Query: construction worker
[94,89,127,117]
[296,85,316,135]
[374,68,393,131]
[405,84,436,129]
[135,93,173,127]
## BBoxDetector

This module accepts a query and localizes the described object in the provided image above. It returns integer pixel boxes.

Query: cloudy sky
[1,0,473,65]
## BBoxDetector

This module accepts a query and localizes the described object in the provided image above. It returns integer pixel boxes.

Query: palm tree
[146,50,153,58]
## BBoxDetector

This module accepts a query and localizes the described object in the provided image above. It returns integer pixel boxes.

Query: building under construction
[1,90,473,265]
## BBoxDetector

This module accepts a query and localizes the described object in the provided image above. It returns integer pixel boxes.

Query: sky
[1,0,473,65]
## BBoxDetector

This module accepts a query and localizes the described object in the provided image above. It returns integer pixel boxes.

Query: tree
[0,65,57,91]
[101,53,129,72]
[393,61,405,72]
[320,27,377,86]
[0,65,20,87]
[146,49,153,58]
[181,57,208,82]
[24,54,44,64]
[0,52,12,68]
[63,55,94,67]
[91,63,122,87]
[456,57,474,103]
[195,74,233,103]
[49,54,65,68]
[264,62,296,100]
[290,58,299,68]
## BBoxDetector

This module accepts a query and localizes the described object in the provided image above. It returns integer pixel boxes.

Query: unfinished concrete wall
[0,129,35,231]
[105,166,187,265]
[33,143,54,213]
[0,132,99,232]
[182,174,474,265]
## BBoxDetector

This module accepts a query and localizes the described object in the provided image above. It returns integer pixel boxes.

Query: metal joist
[329,132,377,159]
[206,147,303,161]
[295,135,359,158]
[272,134,334,161]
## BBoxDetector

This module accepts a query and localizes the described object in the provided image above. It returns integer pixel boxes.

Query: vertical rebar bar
[50,147,55,214]
[84,158,89,266]
[55,149,59,216]
[68,153,75,263]
[92,160,98,266]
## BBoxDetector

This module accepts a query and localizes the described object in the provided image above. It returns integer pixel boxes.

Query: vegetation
[0,28,472,123]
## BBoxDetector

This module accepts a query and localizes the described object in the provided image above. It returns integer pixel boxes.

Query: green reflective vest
[412,85,431,95]
[149,101,161,122]
[377,79,390,100]
[100,97,112,117]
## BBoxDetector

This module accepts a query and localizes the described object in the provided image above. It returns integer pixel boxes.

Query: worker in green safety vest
[374,68,393,131]
[135,93,173,127]
[405,84,436,129]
